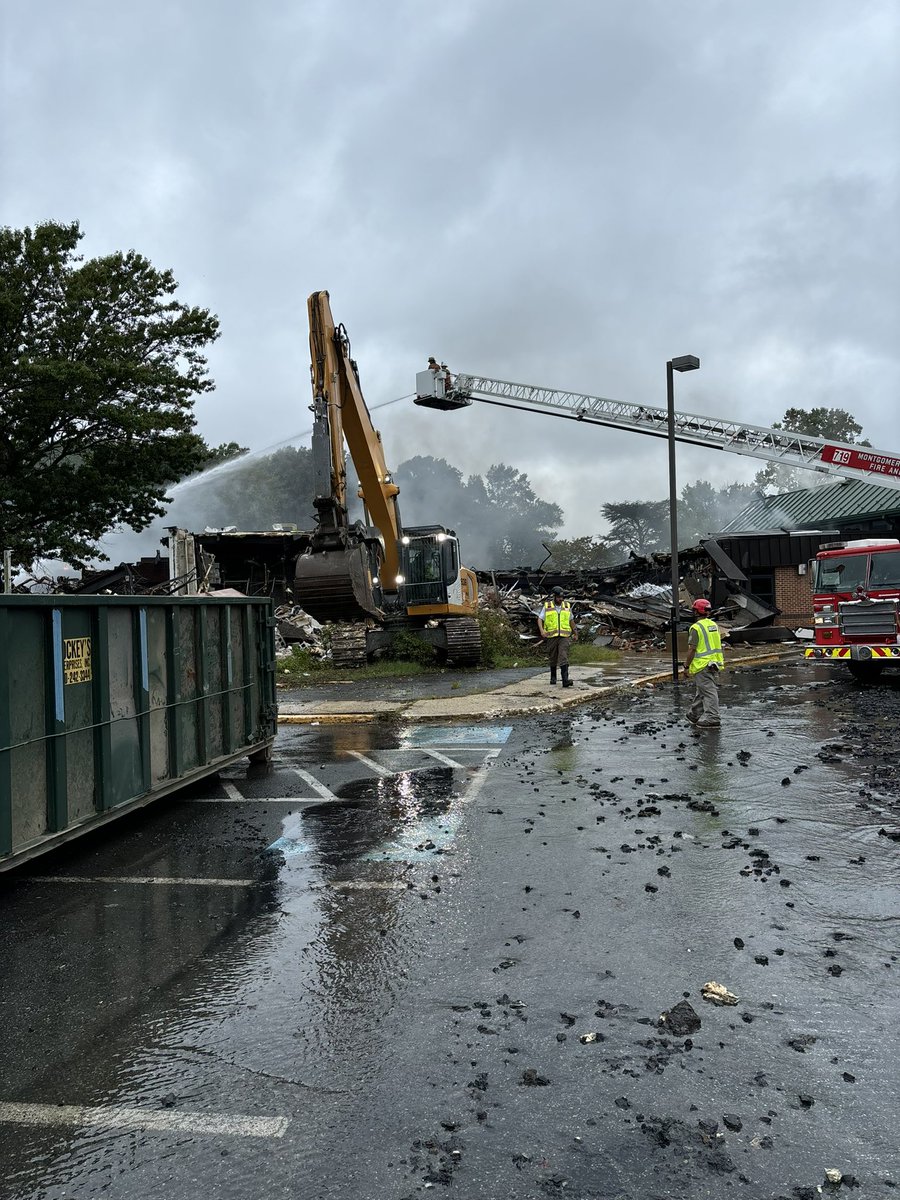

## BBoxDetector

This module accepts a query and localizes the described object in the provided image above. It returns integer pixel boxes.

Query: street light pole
[666,355,700,684]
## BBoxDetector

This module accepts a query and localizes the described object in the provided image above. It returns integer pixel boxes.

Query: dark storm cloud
[3,0,898,541]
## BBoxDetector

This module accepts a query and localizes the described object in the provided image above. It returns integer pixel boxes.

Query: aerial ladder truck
[294,293,480,667]
[415,366,900,680]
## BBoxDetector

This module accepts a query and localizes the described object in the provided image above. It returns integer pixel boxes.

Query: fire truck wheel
[847,660,886,684]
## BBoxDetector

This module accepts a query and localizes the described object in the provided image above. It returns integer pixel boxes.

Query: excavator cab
[399,526,473,612]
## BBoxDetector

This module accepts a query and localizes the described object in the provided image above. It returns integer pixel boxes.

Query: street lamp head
[670,354,700,372]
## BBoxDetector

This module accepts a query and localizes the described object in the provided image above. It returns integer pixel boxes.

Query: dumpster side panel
[176,606,200,773]
[0,596,277,872]
[106,607,143,807]
[61,606,96,823]
[205,606,225,762]
[6,609,49,851]
[228,607,245,753]
[146,607,170,784]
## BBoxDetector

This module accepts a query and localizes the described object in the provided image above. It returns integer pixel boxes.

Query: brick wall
[774,566,813,626]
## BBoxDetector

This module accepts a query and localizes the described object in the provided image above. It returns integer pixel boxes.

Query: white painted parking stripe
[188,797,321,804]
[327,880,408,891]
[0,1102,290,1139]
[400,746,501,753]
[221,780,244,801]
[347,750,393,778]
[463,750,501,803]
[420,748,465,769]
[293,768,338,800]
[28,876,257,887]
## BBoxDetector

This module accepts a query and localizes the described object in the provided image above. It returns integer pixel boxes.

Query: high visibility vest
[688,618,724,675]
[544,603,572,637]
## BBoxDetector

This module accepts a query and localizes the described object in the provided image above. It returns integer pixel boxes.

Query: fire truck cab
[805,538,900,680]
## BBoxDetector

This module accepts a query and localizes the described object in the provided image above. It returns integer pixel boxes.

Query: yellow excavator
[294,291,481,667]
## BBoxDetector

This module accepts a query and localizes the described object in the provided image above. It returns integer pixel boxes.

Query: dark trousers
[547,636,570,680]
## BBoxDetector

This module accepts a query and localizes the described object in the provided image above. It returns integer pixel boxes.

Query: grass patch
[275,613,620,686]
[568,643,620,665]
[276,647,435,687]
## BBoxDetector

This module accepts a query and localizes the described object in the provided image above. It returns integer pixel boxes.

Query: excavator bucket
[295,540,383,622]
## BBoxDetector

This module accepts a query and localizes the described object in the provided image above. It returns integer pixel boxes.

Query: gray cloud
[3,0,898,548]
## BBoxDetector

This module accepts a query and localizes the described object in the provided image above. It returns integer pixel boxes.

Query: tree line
[0,220,870,571]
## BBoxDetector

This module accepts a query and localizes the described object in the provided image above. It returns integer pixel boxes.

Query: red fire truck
[805,539,900,680]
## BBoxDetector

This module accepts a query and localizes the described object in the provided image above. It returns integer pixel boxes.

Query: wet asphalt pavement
[1,662,898,1199]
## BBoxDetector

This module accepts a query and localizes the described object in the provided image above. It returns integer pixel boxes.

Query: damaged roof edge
[700,539,748,583]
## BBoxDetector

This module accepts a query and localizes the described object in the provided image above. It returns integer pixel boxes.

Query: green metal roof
[720,478,900,534]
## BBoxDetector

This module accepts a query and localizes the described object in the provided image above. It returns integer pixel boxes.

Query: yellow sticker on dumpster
[63,637,92,685]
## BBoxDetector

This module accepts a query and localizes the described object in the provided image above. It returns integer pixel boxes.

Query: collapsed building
[32,527,794,660]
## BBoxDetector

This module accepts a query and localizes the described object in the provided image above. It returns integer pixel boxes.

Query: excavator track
[442,617,482,666]
[328,621,369,668]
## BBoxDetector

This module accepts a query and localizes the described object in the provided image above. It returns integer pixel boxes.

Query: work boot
[561,668,573,688]
[550,672,557,685]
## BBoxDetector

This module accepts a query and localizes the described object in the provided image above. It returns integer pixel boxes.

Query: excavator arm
[307,291,402,586]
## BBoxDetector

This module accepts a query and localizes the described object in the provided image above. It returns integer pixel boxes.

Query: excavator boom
[296,295,481,666]
[296,291,404,621]
[308,291,402,583]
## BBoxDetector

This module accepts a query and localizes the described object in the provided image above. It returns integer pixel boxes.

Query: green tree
[394,457,563,569]
[754,406,869,494]
[167,445,316,531]
[547,535,614,571]
[0,220,219,564]
[677,480,758,544]
[394,456,472,530]
[200,441,249,468]
[479,464,563,567]
[601,500,669,556]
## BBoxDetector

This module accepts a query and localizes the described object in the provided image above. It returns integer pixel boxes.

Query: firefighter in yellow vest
[683,598,725,727]
[538,586,577,687]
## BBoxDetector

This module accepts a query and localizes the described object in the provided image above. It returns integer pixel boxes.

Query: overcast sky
[3,0,899,539]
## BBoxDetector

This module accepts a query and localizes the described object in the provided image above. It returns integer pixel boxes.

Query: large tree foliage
[0,221,219,564]
[601,500,669,556]
[479,464,563,567]
[754,406,869,494]
[394,456,562,568]
[167,445,315,531]
[677,480,758,543]
[546,535,615,571]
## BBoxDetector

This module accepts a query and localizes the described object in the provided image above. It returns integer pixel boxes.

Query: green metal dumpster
[0,595,277,872]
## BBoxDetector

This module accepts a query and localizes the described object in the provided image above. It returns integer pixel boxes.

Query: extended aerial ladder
[414,369,900,490]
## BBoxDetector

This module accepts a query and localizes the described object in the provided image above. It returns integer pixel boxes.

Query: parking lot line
[346,750,393,777]
[293,768,339,800]
[187,796,320,804]
[420,748,465,769]
[326,880,409,891]
[0,1102,290,1139]
[27,875,258,887]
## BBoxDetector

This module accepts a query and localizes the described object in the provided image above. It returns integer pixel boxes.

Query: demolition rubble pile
[273,604,328,660]
[477,549,781,652]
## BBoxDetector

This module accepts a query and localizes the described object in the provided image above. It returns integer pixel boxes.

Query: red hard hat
[692,598,712,613]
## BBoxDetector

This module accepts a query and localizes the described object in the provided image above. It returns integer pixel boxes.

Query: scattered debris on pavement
[701,980,739,1006]
[658,999,702,1036]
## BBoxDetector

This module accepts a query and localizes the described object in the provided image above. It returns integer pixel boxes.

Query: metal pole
[667,362,680,684]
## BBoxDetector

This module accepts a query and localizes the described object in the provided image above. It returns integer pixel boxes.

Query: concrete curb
[277,647,799,725]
